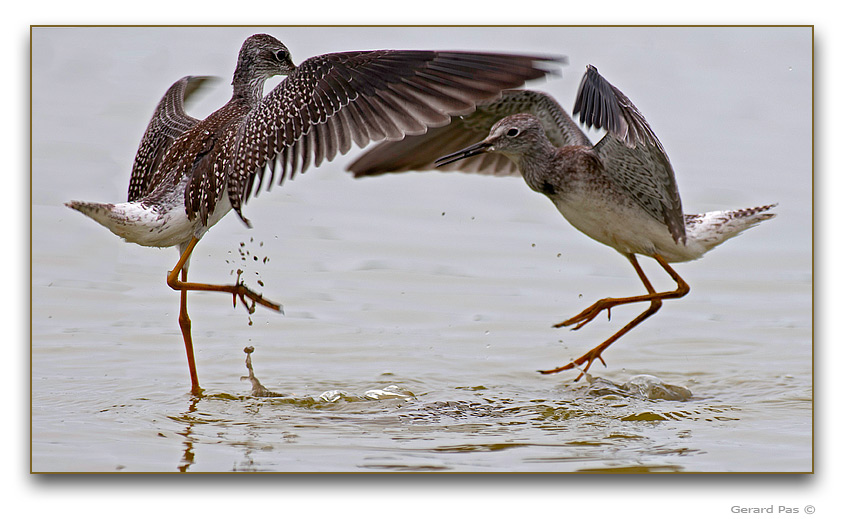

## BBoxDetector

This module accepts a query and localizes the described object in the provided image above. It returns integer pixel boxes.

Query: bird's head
[435,113,546,166]
[232,34,296,98]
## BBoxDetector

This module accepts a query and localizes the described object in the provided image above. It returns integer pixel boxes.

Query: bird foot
[232,271,282,314]
[538,347,608,381]
[553,299,613,330]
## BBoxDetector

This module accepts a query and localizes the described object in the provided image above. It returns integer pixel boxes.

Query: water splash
[585,374,693,401]
[240,346,285,397]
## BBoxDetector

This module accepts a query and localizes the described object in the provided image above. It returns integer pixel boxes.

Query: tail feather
[65,199,192,249]
[65,200,118,228]
[685,203,777,252]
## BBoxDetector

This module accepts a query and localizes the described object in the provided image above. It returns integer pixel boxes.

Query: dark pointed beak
[435,141,493,167]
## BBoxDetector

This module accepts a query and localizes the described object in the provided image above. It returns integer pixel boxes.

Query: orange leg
[540,253,690,380]
[177,269,201,395]
[166,237,282,394]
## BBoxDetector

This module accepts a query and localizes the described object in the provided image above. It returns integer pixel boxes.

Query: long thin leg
[178,268,201,395]
[541,253,689,379]
[553,253,689,330]
[167,237,282,394]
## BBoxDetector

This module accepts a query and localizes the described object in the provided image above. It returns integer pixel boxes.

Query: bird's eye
[506,128,519,137]
[275,50,289,61]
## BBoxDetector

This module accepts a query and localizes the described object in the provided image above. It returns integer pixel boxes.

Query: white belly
[550,195,703,263]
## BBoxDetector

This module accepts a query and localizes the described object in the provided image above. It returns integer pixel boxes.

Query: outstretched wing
[127,76,215,201]
[575,65,685,243]
[225,50,562,217]
[347,89,591,177]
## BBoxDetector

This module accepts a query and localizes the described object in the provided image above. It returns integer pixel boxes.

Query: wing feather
[575,65,685,242]
[225,50,562,216]
[127,76,215,201]
[347,89,588,177]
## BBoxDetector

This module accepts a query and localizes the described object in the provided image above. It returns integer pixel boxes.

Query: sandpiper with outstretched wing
[66,33,562,394]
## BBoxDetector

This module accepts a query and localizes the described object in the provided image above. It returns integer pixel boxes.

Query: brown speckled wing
[225,50,562,217]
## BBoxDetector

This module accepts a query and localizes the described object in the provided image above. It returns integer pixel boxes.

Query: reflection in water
[174,396,200,472]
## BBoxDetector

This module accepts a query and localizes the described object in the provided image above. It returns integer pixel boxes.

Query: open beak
[435,141,493,167]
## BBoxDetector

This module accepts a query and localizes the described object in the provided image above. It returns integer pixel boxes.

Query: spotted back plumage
[181,102,252,224]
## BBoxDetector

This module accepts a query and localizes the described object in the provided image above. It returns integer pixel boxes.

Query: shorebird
[349,65,776,380]
[66,33,562,394]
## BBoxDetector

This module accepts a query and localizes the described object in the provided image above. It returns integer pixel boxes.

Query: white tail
[65,199,193,249]
[685,204,777,253]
